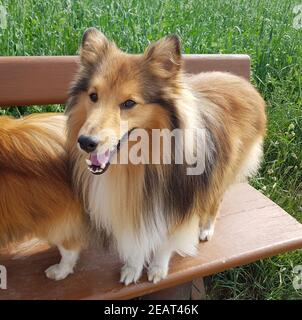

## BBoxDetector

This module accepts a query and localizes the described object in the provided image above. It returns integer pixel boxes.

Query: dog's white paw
[120,264,142,286]
[199,224,214,242]
[147,264,168,283]
[45,263,74,281]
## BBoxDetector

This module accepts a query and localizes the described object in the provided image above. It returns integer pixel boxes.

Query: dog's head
[66,28,183,174]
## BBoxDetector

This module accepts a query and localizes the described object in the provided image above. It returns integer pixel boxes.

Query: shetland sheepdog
[66,28,266,285]
[0,113,87,280]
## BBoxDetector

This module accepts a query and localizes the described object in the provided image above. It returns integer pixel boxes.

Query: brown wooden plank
[183,54,250,79]
[0,56,79,107]
[0,54,250,107]
[0,183,301,300]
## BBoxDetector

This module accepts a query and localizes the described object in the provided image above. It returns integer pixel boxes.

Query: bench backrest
[0,54,250,107]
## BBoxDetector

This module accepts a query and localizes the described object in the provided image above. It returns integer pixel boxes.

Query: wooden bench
[0,55,301,300]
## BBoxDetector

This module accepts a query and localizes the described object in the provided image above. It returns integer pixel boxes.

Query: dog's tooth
[101,163,106,169]
[85,159,92,166]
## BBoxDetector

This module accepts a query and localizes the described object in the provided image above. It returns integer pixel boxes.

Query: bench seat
[1,183,301,300]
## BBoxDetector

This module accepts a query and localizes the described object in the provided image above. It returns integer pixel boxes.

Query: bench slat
[0,183,301,300]
[0,54,250,107]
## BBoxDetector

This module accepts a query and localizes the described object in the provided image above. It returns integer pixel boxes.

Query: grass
[0,0,301,299]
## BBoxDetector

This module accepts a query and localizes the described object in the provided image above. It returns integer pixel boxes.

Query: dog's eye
[89,93,98,103]
[121,100,136,109]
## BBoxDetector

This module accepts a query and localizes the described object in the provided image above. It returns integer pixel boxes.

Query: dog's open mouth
[85,129,135,175]
[86,150,111,175]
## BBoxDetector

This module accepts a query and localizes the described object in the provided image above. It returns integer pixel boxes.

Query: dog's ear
[80,27,110,67]
[144,35,182,78]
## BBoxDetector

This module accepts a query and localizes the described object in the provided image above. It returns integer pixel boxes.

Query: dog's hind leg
[199,137,264,242]
[44,204,87,281]
[199,199,221,242]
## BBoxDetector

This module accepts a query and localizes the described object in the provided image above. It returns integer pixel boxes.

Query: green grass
[0,0,301,299]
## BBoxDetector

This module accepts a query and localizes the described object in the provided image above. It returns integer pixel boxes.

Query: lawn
[0,0,301,299]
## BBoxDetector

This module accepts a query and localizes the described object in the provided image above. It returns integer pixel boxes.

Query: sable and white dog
[66,28,266,285]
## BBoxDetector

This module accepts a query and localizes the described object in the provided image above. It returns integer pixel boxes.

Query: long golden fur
[66,28,266,284]
[0,113,87,280]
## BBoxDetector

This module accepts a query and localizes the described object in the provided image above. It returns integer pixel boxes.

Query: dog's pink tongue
[89,150,110,166]
[90,153,100,166]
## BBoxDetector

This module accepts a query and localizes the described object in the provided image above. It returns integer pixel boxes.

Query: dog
[0,113,87,280]
[66,28,266,285]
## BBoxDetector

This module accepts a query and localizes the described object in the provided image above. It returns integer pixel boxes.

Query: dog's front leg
[147,242,173,284]
[148,214,200,283]
[120,249,145,286]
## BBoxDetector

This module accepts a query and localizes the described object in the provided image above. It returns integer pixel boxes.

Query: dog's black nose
[78,135,98,153]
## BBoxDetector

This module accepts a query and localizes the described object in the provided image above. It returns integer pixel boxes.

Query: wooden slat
[0,56,79,107]
[0,55,250,107]
[0,183,301,300]
[183,54,250,79]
